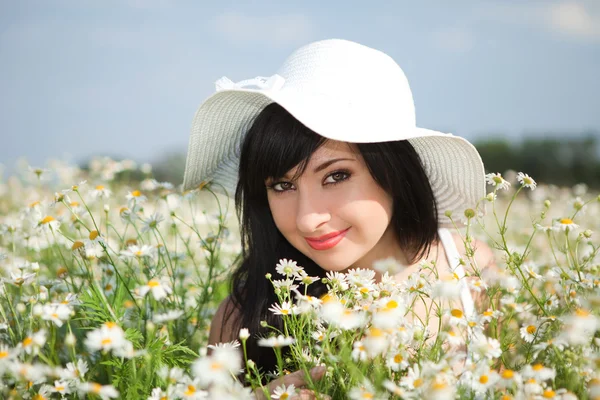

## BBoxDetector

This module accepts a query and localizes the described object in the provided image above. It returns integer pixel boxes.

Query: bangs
[240,103,328,197]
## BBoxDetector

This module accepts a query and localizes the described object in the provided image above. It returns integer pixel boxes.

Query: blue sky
[1,0,599,177]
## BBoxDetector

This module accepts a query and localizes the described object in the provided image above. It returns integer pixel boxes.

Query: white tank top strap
[437,227,476,319]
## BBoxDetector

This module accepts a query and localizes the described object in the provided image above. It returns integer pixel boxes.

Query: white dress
[437,227,476,319]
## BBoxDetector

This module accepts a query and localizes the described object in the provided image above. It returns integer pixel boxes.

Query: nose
[295,188,331,234]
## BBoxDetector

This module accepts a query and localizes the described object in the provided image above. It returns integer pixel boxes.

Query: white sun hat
[183,39,485,227]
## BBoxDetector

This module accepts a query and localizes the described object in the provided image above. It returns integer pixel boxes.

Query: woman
[183,39,496,395]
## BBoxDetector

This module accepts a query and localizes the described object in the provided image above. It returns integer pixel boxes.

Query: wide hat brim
[183,87,486,228]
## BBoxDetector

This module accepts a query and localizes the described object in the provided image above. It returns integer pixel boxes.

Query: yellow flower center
[70,201,79,207]
[72,241,85,251]
[131,190,142,197]
[148,280,160,288]
[502,369,514,379]
[560,218,573,224]
[413,378,423,388]
[104,322,117,329]
[89,230,99,240]
[96,185,105,190]
[483,310,494,317]
[29,201,40,208]
[281,309,289,315]
[431,380,447,390]
[543,390,556,398]
[280,394,290,400]
[532,363,544,371]
[0,351,8,358]
[479,375,488,384]
[56,385,65,391]
[393,354,403,363]
[575,308,590,317]
[92,383,102,394]
[368,328,383,337]
[23,337,33,346]
[361,393,373,399]
[184,385,196,395]
[386,300,398,309]
[526,325,536,334]
[210,361,222,370]
[451,309,463,318]
[101,338,112,345]
[40,216,55,224]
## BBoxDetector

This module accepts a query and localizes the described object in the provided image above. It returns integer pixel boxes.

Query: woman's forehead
[310,140,359,161]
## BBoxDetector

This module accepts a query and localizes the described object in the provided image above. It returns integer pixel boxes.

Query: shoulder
[208,295,242,350]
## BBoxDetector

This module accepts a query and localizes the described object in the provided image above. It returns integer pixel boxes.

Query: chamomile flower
[126,190,147,205]
[84,322,129,354]
[51,380,72,395]
[140,212,164,233]
[517,172,537,190]
[63,359,88,381]
[37,215,61,232]
[153,310,184,324]
[268,301,298,316]
[89,184,112,200]
[271,278,299,292]
[41,303,72,327]
[448,308,468,326]
[78,382,119,399]
[497,369,522,389]
[138,278,173,301]
[386,348,409,371]
[120,244,157,260]
[257,335,295,348]
[348,380,384,400]
[520,323,542,343]
[275,258,302,277]
[271,383,296,399]
[522,363,556,381]
[485,172,511,190]
[9,270,36,287]
[325,271,349,291]
[554,218,579,231]
[192,346,242,387]
[20,329,47,356]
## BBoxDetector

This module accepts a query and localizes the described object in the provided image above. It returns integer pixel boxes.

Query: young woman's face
[265,140,402,272]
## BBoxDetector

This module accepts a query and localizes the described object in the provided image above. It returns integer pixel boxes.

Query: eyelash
[266,169,352,194]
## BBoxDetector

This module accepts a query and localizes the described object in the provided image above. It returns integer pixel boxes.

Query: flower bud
[65,333,76,347]
[464,209,475,219]
[16,303,26,313]
[32,304,43,317]
[544,200,551,208]
[239,328,250,341]
[582,229,593,239]
[104,204,110,213]
[444,210,453,218]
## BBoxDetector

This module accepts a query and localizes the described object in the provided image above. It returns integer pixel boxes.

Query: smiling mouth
[305,228,350,251]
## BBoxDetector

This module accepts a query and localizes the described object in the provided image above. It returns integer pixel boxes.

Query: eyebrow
[283,157,356,179]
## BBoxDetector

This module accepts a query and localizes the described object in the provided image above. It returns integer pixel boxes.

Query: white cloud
[546,1,600,39]
[431,27,475,53]
[211,12,317,47]
[477,0,600,42]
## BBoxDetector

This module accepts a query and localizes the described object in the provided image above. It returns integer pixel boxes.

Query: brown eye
[324,170,350,184]
[273,182,294,192]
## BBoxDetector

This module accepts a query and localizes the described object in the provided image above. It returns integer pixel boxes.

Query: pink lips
[305,228,350,250]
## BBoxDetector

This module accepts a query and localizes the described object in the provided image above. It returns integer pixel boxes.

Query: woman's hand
[254,366,330,400]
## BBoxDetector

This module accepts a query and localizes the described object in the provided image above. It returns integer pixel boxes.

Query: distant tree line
[474,133,600,189]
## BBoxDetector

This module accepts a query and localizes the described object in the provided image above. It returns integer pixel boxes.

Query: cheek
[268,197,295,234]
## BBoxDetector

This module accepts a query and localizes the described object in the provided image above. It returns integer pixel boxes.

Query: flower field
[0,157,599,399]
